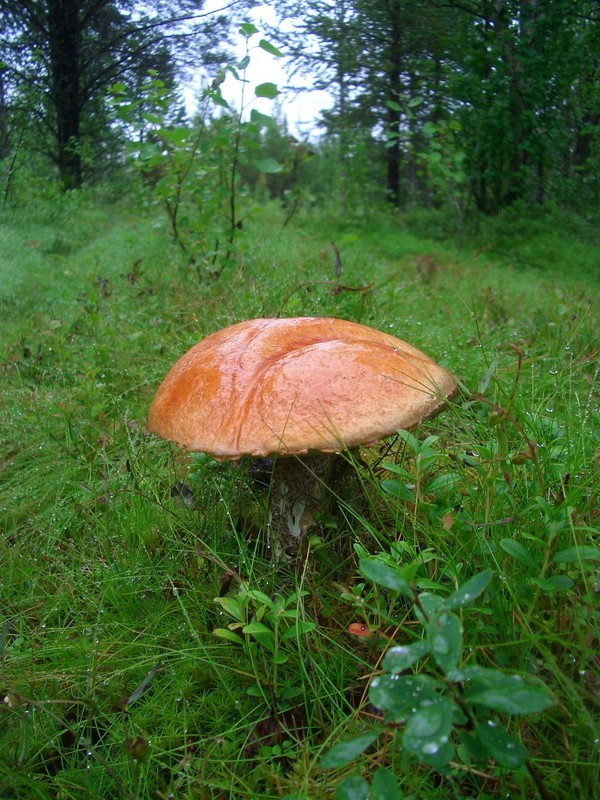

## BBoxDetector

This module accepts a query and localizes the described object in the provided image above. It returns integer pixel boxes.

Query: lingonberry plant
[322,556,554,798]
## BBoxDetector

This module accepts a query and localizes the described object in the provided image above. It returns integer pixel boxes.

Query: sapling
[109,25,284,277]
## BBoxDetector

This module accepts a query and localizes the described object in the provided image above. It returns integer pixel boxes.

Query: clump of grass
[1,195,598,798]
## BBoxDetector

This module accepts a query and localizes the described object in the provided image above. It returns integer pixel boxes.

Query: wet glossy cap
[147,317,456,458]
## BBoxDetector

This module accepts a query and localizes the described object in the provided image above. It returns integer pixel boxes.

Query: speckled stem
[267,453,339,559]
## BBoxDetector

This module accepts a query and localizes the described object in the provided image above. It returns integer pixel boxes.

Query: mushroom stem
[268,453,341,559]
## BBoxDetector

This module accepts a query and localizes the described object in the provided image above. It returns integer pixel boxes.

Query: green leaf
[408,96,424,108]
[320,731,381,769]
[369,674,441,721]
[246,589,274,609]
[335,775,368,800]
[370,767,401,799]
[380,479,415,501]
[259,38,283,57]
[212,628,245,645]
[254,157,283,173]
[237,54,250,70]
[211,89,231,109]
[381,640,430,674]
[551,546,600,563]
[380,460,413,480]
[534,574,574,593]
[463,674,554,715]
[427,612,463,672]
[242,621,275,652]
[387,100,401,112]
[419,740,455,769]
[167,126,191,147]
[281,684,303,701]
[473,719,526,768]
[414,592,445,623]
[457,728,490,764]
[500,538,537,569]
[402,695,454,762]
[250,108,273,125]
[446,664,495,683]
[358,558,416,597]
[211,69,226,89]
[239,22,258,36]
[478,355,499,394]
[138,141,161,161]
[424,472,461,495]
[255,82,278,99]
[280,620,316,641]
[214,595,246,622]
[443,570,493,610]
[395,429,421,452]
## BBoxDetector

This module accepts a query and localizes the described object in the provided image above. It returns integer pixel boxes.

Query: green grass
[0,196,598,799]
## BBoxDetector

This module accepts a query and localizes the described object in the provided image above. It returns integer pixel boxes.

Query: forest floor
[1,195,598,799]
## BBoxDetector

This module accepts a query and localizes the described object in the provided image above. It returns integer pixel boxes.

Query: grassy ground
[0,195,598,799]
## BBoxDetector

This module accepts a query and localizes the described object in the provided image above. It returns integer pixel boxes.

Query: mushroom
[147,317,456,558]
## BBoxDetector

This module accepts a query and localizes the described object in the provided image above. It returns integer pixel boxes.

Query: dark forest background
[1,0,598,226]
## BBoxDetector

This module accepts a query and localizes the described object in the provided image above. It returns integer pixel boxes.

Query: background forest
[0,1,599,799]
[0,0,599,221]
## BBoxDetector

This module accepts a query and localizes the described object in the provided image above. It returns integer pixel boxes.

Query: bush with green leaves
[110,24,286,276]
[322,557,554,798]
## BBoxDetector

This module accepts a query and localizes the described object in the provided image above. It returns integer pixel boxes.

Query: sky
[184,2,333,138]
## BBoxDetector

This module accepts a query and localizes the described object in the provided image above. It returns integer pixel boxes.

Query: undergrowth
[0,197,598,799]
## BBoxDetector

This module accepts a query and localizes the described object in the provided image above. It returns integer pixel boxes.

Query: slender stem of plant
[411,588,429,623]
[474,394,545,493]
[506,343,523,416]
[525,759,553,800]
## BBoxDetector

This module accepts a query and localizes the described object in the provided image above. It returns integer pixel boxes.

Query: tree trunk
[47,0,82,189]
[385,2,402,207]
[0,67,9,159]
[337,57,350,212]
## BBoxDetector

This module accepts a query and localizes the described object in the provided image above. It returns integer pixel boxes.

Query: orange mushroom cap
[147,317,456,459]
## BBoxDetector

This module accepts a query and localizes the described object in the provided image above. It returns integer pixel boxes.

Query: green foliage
[213,587,317,702]
[109,27,288,276]
[0,0,227,189]
[415,117,469,234]
[271,0,600,215]
[332,766,402,800]
[323,561,552,781]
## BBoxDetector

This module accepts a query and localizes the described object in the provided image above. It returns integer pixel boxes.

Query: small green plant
[416,117,469,233]
[378,428,462,526]
[322,556,554,797]
[110,24,285,276]
[213,586,316,703]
